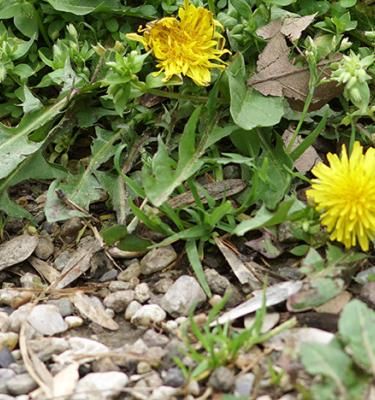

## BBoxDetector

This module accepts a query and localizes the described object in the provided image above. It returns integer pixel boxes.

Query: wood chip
[72,292,119,331]
[215,238,261,289]
[29,257,61,284]
[211,280,303,326]
[0,235,39,272]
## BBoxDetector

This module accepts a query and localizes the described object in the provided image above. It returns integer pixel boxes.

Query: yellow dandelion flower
[307,142,375,251]
[127,0,229,86]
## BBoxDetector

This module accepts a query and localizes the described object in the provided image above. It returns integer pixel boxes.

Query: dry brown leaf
[0,234,39,272]
[214,237,261,289]
[19,322,53,398]
[211,280,303,326]
[248,33,342,111]
[29,257,61,284]
[282,127,322,172]
[51,362,79,399]
[52,237,101,289]
[256,14,316,41]
[72,292,119,331]
[280,14,317,42]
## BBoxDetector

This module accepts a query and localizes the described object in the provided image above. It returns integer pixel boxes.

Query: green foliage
[0,0,373,339]
[176,292,295,381]
[301,299,375,399]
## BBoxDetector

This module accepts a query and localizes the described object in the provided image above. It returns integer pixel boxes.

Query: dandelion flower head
[307,142,375,251]
[127,0,229,86]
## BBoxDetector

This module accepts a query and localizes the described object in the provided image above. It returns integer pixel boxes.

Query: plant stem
[208,0,215,15]
[147,88,208,103]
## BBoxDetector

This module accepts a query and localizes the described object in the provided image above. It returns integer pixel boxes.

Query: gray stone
[48,298,73,317]
[117,261,142,281]
[0,395,15,400]
[161,275,207,317]
[150,386,178,400]
[204,268,231,295]
[140,246,177,275]
[131,305,166,327]
[134,283,151,303]
[137,361,152,374]
[54,250,73,271]
[108,281,133,292]
[99,269,118,282]
[6,373,37,396]
[143,329,169,347]
[34,237,54,260]
[72,372,128,400]
[29,338,69,361]
[208,367,235,392]
[65,316,83,329]
[163,367,185,387]
[124,301,142,321]
[60,217,83,242]
[0,369,15,394]
[9,305,33,333]
[19,273,44,290]
[0,349,14,369]
[103,290,135,313]
[27,305,67,336]
[360,282,375,306]
[153,278,174,294]
[0,333,18,352]
[0,313,9,333]
[234,373,255,397]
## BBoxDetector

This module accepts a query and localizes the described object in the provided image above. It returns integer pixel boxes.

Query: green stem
[35,6,51,47]
[207,0,215,15]
[286,86,315,153]
[349,117,357,154]
[147,88,208,103]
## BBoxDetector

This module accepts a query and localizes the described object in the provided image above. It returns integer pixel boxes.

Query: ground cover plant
[0,0,374,399]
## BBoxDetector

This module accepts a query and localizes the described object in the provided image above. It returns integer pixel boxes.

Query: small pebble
[140,246,177,275]
[72,371,128,400]
[48,298,73,317]
[8,304,33,333]
[99,269,118,282]
[163,367,185,388]
[186,380,200,396]
[27,305,67,336]
[0,333,18,351]
[150,386,178,400]
[117,261,142,281]
[0,368,15,394]
[153,278,174,294]
[234,373,255,397]
[6,373,37,396]
[143,330,169,347]
[208,366,235,392]
[65,316,83,329]
[161,275,207,317]
[108,281,133,291]
[103,290,135,313]
[60,217,83,242]
[0,348,14,368]
[0,314,9,333]
[20,273,44,290]
[137,361,152,374]
[34,237,54,260]
[131,304,166,326]
[54,251,73,271]
[134,283,151,303]
[124,301,142,321]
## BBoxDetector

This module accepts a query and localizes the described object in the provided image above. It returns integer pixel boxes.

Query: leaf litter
[0,2,374,400]
[248,16,343,111]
